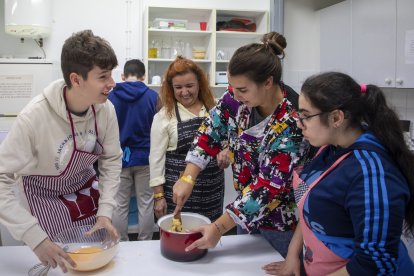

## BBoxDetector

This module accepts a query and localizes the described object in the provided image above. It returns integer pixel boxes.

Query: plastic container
[192,50,206,59]
[184,42,192,59]
[153,18,187,30]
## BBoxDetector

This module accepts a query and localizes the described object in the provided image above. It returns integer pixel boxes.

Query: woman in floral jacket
[173,32,309,258]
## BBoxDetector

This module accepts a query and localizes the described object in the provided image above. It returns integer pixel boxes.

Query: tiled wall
[383,88,414,138]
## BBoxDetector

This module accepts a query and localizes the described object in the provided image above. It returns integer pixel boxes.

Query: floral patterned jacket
[186,84,306,231]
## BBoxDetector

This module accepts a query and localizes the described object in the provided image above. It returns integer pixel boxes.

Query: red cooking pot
[158,212,211,262]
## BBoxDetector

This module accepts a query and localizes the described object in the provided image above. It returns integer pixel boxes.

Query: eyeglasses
[297,112,325,125]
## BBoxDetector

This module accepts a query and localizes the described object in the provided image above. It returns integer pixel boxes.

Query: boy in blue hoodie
[109,59,159,240]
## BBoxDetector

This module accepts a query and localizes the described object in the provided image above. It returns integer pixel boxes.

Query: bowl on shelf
[192,50,206,59]
[53,225,119,272]
[158,212,211,262]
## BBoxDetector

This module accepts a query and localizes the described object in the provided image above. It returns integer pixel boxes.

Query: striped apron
[23,89,102,241]
[164,104,224,222]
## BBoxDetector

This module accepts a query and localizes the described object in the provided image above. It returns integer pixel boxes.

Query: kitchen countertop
[0,234,283,275]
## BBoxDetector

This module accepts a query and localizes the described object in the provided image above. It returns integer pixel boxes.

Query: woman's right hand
[154,197,167,218]
[33,238,76,273]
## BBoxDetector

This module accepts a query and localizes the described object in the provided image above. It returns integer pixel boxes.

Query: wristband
[154,196,165,201]
[154,192,164,199]
[180,175,195,185]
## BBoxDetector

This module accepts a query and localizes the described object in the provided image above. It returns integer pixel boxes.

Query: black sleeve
[284,84,299,110]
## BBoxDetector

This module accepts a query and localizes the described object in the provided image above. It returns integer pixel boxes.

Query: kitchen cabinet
[352,0,396,87]
[320,0,352,75]
[144,6,268,96]
[320,0,414,88]
[395,0,414,88]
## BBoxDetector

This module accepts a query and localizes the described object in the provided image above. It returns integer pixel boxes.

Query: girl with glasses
[265,72,414,275]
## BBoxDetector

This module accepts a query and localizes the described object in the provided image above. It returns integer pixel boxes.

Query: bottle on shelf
[161,39,171,59]
[149,40,158,58]
[172,39,184,59]
[184,42,192,59]
[154,40,161,59]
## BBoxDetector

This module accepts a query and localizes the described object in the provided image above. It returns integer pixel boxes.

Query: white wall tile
[406,108,414,138]
[406,108,414,120]
[406,91,414,108]
[391,90,408,108]
[395,107,407,119]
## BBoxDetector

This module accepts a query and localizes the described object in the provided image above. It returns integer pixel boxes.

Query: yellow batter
[68,247,104,263]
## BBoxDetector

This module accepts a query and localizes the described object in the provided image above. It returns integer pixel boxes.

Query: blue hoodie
[108,81,158,168]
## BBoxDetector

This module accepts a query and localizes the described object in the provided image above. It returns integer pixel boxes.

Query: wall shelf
[144,6,268,90]
[149,29,213,37]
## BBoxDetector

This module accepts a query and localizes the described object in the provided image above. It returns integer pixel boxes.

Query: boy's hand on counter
[33,238,75,273]
[86,216,120,242]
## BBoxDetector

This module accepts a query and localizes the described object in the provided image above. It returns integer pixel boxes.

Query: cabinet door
[352,0,396,87]
[320,0,351,74]
[396,0,414,88]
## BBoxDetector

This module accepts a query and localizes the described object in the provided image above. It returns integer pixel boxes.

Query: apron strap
[175,101,209,123]
[91,105,99,139]
[63,87,78,149]
[63,87,99,150]
[307,151,352,192]
[174,102,182,123]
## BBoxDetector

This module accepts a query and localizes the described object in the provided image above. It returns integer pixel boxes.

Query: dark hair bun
[261,32,286,58]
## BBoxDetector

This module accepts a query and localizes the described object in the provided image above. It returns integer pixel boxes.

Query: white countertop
[0,234,283,276]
